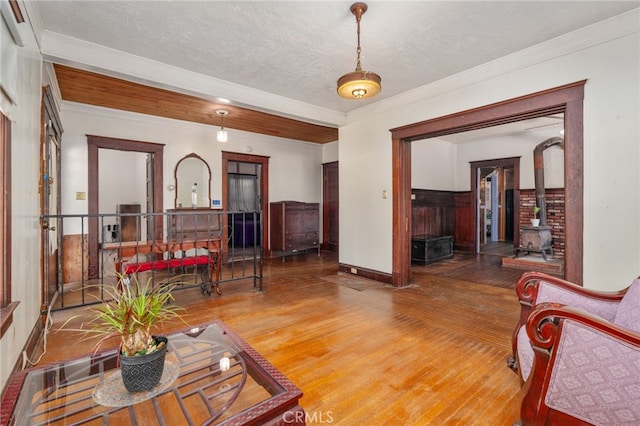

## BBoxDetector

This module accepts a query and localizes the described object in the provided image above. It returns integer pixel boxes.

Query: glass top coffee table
[1,321,304,425]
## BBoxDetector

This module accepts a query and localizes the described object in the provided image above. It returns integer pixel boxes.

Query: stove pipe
[533,137,564,226]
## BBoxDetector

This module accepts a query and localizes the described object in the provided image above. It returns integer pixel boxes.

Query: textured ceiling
[30,1,638,118]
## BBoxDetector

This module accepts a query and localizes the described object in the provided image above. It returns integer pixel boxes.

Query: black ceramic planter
[119,336,168,393]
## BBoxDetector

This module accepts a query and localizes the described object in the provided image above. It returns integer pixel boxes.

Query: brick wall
[519,189,565,258]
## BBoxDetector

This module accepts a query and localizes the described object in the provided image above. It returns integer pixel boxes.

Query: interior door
[322,162,338,251]
[41,87,63,308]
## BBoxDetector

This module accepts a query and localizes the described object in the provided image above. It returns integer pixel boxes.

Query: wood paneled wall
[454,192,475,252]
[62,234,88,283]
[411,189,474,252]
[411,190,455,236]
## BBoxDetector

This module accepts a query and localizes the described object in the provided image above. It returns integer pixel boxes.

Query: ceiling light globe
[217,129,228,143]
[337,70,382,100]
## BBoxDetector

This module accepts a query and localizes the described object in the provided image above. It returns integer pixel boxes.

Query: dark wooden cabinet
[270,201,319,258]
[166,208,222,241]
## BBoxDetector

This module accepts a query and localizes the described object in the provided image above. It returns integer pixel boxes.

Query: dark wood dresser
[270,201,320,259]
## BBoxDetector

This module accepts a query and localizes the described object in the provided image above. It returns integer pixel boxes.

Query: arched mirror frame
[174,153,212,209]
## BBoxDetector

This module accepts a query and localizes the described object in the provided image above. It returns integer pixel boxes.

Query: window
[0,111,16,337]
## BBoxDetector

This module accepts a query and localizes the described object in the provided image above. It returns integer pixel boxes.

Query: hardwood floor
[37,251,525,425]
[480,240,516,257]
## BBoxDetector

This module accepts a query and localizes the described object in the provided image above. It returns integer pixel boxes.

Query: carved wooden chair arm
[519,302,640,426]
[515,271,627,308]
[508,272,627,376]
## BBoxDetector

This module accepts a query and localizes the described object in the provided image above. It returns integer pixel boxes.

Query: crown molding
[40,30,346,128]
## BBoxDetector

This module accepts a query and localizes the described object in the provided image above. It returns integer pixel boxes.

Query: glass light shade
[337,70,382,99]
[217,129,228,143]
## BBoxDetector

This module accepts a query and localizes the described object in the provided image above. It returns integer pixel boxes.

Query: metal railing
[40,210,263,313]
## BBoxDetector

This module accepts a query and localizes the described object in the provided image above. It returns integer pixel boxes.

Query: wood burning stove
[516,225,553,260]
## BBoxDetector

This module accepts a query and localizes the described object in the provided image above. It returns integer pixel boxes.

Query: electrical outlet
[350,267,357,274]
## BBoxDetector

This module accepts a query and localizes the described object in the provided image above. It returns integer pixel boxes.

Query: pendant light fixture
[337,2,381,100]
[216,110,229,143]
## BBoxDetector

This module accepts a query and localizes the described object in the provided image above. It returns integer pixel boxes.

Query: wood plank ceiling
[54,64,338,144]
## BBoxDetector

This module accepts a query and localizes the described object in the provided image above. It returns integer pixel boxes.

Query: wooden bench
[104,239,222,295]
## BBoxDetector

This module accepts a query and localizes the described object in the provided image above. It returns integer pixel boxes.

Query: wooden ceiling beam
[53,64,338,144]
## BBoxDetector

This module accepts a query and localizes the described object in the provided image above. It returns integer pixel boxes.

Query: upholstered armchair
[508,271,640,425]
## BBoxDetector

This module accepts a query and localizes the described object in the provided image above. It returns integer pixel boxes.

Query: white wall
[60,102,323,233]
[99,150,147,240]
[412,131,565,192]
[412,139,456,190]
[340,11,640,290]
[454,134,565,192]
[322,141,339,164]
[0,17,44,392]
[98,150,146,230]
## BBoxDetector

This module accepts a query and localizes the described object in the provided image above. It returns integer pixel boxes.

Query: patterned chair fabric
[545,320,640,425]
[509,272,640,426]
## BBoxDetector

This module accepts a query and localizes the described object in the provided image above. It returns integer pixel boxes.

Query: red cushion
[124,255,209,275]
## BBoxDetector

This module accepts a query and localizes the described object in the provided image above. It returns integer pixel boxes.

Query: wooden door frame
[322,161,338,251]
[221,151,270,258]
[87,135,164,279]
[471,157,520,252]
[391,81,585,287]
[40,86,63,311]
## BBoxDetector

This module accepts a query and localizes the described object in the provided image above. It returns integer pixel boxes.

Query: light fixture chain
[337,2,381,100]
[355,6,362,72]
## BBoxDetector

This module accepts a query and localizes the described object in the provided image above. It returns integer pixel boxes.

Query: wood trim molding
[470,157,521,253]
[322,161,338,251]
[8,0,24,23]
[87,136,164,279]
[391,80,585,287]
[0,112,13,337]
[221,151,270,259]
[392,135,412,287]
[338,263,393,285]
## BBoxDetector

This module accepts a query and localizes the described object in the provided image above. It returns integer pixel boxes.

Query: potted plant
[531,205,541,227]
[67,274,186,392]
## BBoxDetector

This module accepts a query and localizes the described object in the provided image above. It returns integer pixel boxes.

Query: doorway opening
[221,152,270,260]
[87,136,164,279]
[227,161,262,258]
[391,81,585,287]
[472,157,520,257]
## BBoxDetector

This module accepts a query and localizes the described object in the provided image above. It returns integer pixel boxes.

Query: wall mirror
[174,153,211,209]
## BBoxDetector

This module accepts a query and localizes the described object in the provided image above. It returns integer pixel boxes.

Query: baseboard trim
[338,263,393,285]
[1,316,43,399]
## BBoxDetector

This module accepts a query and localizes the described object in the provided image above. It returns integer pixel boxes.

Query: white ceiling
[28,1,638,122]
